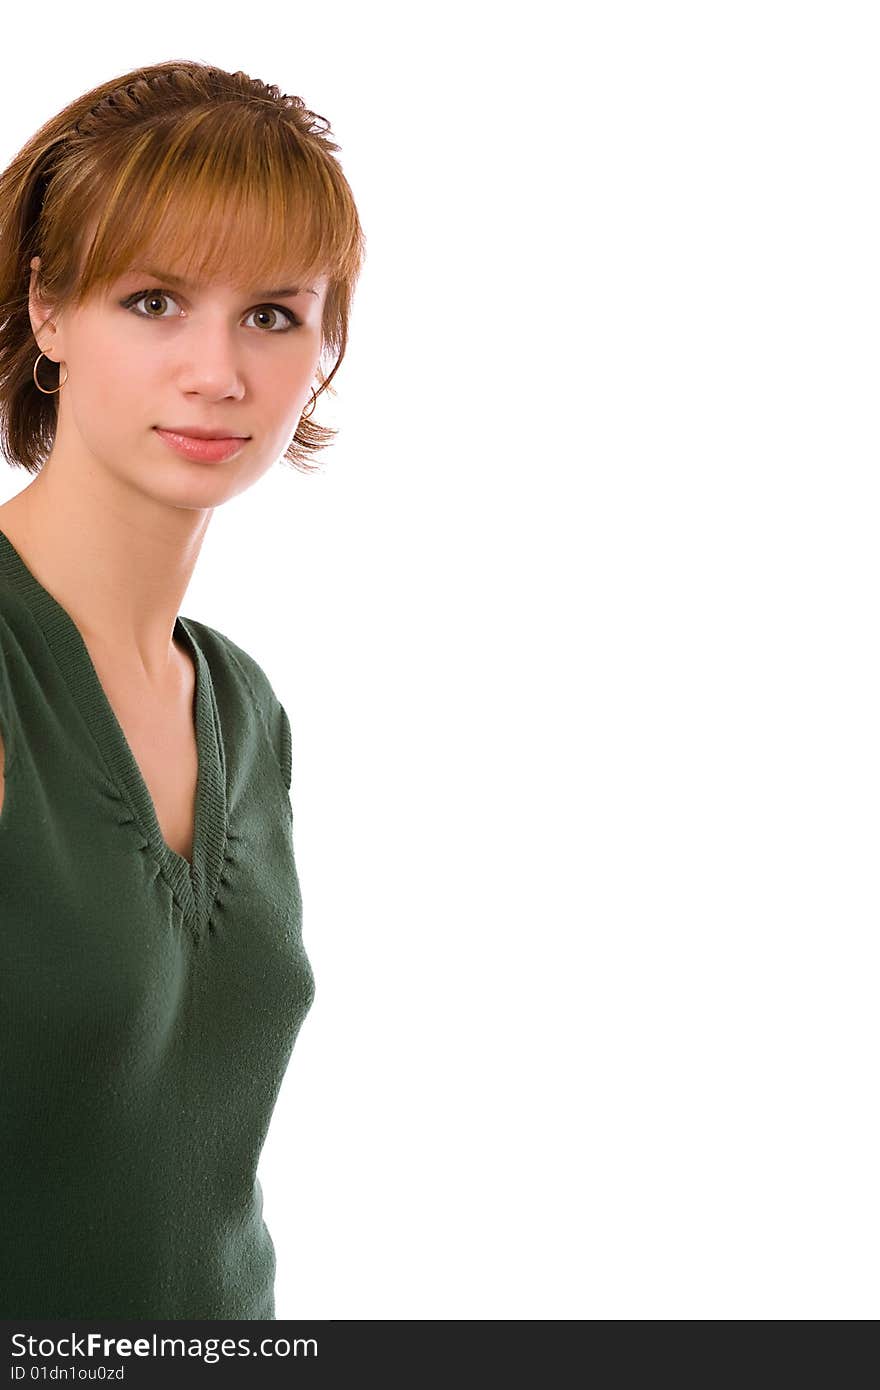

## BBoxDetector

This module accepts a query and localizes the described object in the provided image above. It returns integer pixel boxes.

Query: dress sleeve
[273,696,293,793]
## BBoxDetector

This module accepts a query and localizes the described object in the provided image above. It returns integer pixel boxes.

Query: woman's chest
[88,646,200,864]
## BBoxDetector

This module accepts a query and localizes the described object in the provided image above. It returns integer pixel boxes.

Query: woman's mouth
[153,428,249,462]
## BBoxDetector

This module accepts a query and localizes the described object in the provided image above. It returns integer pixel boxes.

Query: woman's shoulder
[0,580,36,652]
[0,594,32,820]
[180,615,292,791]
[0,609,8,818]
[180,614,279,703]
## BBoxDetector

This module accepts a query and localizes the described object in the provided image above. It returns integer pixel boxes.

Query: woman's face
[28,251,328,509]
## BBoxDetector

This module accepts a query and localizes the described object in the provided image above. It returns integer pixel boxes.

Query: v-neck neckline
[0,524,228,932]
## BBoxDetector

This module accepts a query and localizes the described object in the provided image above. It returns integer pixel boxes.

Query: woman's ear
[28,256,60,358]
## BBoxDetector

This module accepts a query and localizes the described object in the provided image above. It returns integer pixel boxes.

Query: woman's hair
[0,59,366,474]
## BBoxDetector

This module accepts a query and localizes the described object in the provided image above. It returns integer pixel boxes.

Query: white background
[2,1,878,1319]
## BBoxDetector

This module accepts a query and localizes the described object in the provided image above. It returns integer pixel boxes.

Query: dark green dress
[0,527,315,1319]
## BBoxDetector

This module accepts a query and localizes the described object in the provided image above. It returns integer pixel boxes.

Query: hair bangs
[72,106,354,304]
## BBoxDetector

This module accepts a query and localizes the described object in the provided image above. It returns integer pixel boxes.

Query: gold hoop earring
[302,387,317,420]
[33,350,68,394]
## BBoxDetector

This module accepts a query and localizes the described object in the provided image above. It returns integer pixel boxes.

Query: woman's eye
[122,289,301,331]
[124,289,179,319]
[243,305,302,331]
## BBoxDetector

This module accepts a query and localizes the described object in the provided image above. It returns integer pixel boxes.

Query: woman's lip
[156,427,249,439]
[154,427,249,462]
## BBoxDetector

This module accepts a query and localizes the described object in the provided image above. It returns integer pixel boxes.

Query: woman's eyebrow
[129,267,318,297]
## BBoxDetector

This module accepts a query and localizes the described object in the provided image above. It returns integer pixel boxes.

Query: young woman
[0,59,365,1320]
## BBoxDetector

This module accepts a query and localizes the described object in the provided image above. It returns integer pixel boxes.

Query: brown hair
[0,58,366,475]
